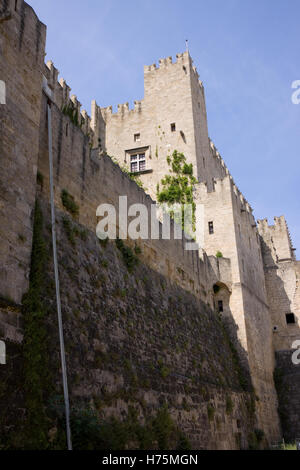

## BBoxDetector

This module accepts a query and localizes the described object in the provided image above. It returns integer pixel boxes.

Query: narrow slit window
[218,300,223,313]
[171,123,176,132]
[208,221,214,234]
[286,313,296,324]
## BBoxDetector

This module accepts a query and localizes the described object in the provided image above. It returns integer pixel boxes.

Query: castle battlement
[209,138,230,174]
[44,60,93,140]
[207,139,254,217]
[98,98,144,120]
[144,53,183,72]
[257,216,296,261]
[198,174,255,221]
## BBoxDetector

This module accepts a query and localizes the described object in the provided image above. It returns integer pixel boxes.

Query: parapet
[197,172,255,226]
[208,138,254,218]
[144,51,189,72]
[143,51,203,88]
[44,60,93,141]
[209,138,229,175]
[95,98,144,124]
[257,216,296,261]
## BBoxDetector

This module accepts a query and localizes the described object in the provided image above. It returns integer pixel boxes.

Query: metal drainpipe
[46,94,72,450]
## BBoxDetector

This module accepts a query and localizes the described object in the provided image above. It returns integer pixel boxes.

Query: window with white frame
[130,153,146,173]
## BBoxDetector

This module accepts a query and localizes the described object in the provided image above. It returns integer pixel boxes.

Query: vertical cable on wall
[47,101,72,450]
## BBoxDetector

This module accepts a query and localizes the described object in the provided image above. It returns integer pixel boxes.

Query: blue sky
[28,0,300,253]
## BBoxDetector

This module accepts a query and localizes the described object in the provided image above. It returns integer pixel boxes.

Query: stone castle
[0,0,299,449]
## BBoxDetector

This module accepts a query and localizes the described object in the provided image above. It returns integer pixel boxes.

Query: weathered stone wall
[21,196,260,450]
[0,0,46,303]
[37,93,221,308]
[194,177,281,441]
[258,217,300,351]
[0,0,295,447]
[275,349,300,442]
[92,47,281,443]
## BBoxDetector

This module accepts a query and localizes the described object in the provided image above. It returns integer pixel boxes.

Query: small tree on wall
[156,150,197,233]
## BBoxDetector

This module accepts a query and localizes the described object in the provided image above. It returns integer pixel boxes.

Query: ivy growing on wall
[22,201,52,449]
[61,189,79,218]
[156,150,197,233]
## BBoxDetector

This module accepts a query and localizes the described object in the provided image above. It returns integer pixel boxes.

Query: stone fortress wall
[96,50,285,441]
[258,216,300,351]
[0,0,299,446]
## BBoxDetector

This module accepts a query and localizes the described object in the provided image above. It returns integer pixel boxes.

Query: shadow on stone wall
[260,238,300,442]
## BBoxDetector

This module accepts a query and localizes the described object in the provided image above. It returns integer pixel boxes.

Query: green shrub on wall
[115,238,139,272]
[49,401,191,450]
[62,102,83,128]
[156,150,197,233]
[61,189,79,217]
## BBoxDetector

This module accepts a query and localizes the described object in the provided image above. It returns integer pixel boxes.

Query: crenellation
[117,102,129,114]
[46,60,59,88]
[42,59,94,140]
[101,104,113,115]
[192,65,199,79]
[144,51,191,75]
[158,56,173,67]
[59,77,71,105]
[144,63,157,73]
[134,99,142,112]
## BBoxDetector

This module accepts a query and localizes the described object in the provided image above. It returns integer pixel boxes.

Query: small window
[15,0,18,11]
[218,300,223,313]
[286,313,296,325]
[171,123,176,132]
[66,123,68,137]
[130,153,145,173]
[208,221,214,234]
[134,133,140,142]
